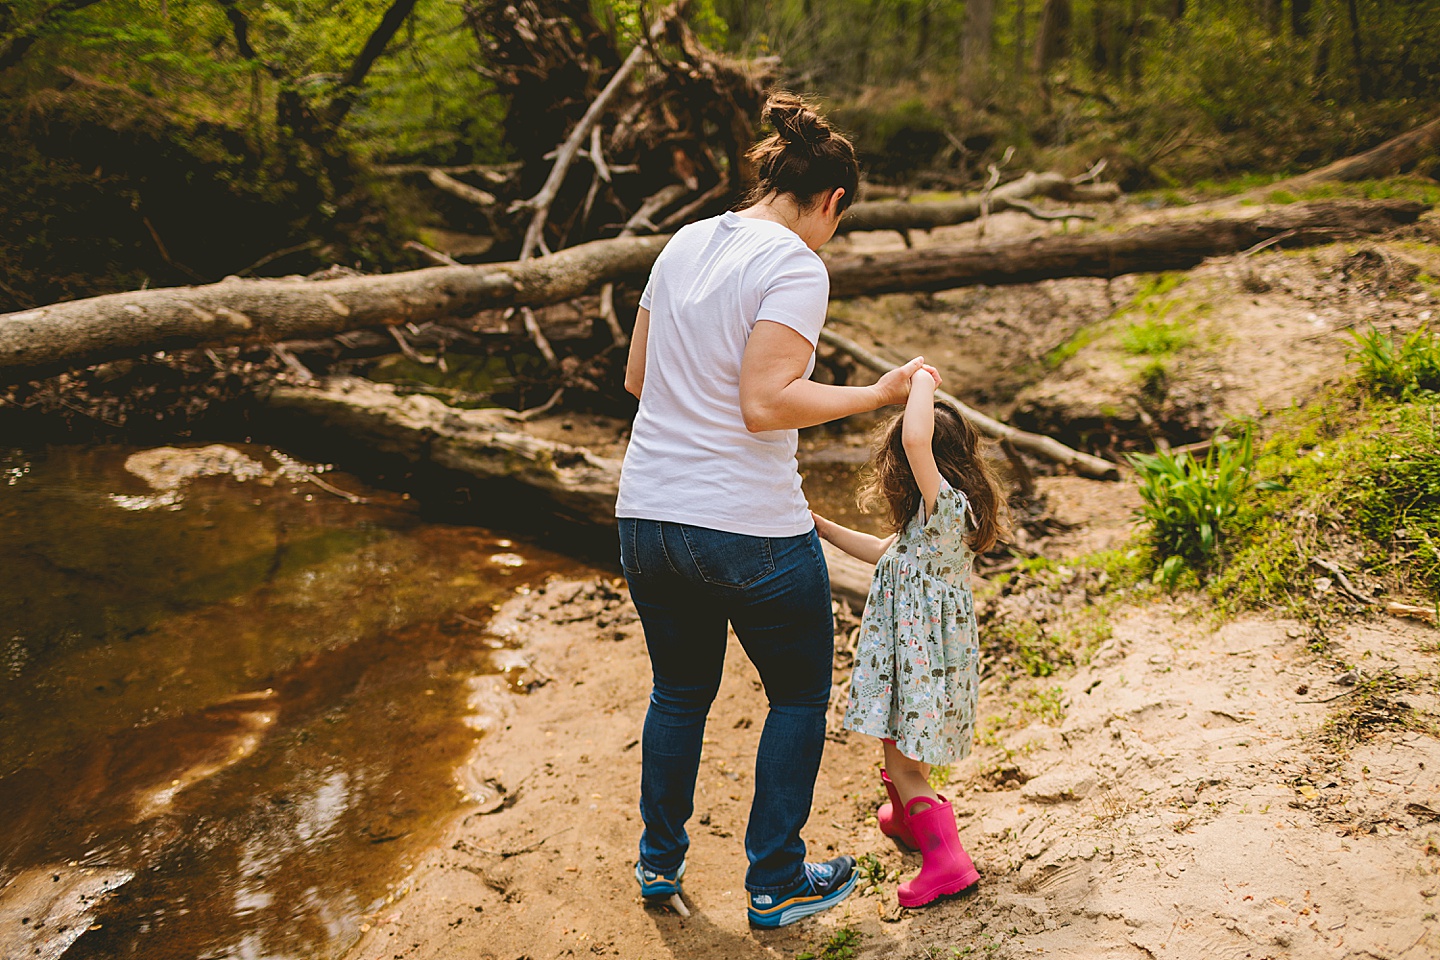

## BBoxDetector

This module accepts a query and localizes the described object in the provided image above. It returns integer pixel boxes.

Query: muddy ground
[344,214,1440,960]
[343,493,1439,960]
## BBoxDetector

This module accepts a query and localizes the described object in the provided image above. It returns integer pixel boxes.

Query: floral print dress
[842,479,980,765]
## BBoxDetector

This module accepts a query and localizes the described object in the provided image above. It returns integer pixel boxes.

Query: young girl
[813,368,1007,908]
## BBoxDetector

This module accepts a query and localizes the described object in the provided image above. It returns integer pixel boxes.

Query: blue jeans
[618,517,835,895]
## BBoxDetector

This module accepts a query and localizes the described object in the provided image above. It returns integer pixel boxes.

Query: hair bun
[763,94,831,148]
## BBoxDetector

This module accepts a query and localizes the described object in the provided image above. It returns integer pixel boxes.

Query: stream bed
[0,442,584,960]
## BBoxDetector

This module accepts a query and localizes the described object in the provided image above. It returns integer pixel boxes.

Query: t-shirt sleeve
[754,244,830,346]
[639,269,657,311]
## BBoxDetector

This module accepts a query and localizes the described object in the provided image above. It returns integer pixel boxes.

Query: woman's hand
[869,356,929,407]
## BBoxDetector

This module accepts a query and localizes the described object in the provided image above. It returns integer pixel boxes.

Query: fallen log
[260,375,876,600]
[818,328,1120,481]
[1255,115,1440,196]
[0,235,668,382]
[824,199,1425,298]
[837,169,1121,235]
[2,200,1424,383]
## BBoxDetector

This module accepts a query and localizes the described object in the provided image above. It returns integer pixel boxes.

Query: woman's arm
[624,306,650,398]
[739,321,925,432]
[812,512,896,565]
[901,369,943,518]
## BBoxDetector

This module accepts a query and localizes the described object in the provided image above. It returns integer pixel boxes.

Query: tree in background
[712,0,1440,187]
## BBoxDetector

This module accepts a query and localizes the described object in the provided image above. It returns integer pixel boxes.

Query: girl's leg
[883,739,940,807]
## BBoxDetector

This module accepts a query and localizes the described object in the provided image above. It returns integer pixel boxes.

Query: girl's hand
[914,366,941,388]
[871,356,928,406]
[811,511,835,542]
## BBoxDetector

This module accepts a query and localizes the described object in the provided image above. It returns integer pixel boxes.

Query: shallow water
[0,443,582,960]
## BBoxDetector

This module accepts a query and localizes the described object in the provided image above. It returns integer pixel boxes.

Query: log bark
[1,200,1423,383]
[1258,115,1440,195]
[824,199,1425,299]
[837,170,1120,235]
[259,375,877,600]
[0,235,668,382]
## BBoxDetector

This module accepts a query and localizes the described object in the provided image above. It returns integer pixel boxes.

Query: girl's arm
[901,369,943,518]
[739,322,926,431]
[624,307,650,398]
[812,511,897,565]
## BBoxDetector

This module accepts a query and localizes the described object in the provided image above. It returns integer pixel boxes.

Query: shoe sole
[747,871,859,928]
[636,860,685,899]
[896,868,980,908]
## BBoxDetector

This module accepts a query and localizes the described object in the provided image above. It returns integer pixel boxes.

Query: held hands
[872,356,943,406]
[811,511,837,543]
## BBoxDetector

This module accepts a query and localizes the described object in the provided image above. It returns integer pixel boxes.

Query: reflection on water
[0,443,582,960]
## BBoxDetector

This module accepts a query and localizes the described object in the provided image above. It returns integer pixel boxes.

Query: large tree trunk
[259,375,877,602]
[0,236,667,382]
[824,199,1424,298]
[837,170,1119,235]
[1033,0,1072,74]
[2,200,1423,383]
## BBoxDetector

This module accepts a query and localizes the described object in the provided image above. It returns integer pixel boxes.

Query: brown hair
[859,403,1010,553]
[743,92,859,213]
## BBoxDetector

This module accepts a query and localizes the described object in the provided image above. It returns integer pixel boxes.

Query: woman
[617,92,934,928]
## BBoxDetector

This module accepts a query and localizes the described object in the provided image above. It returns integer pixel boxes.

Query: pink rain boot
[877,771,918,849]
[896,797,980,907]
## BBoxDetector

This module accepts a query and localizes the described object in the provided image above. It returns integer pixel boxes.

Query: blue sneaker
[747,856,858,928]
[636,859,685,899]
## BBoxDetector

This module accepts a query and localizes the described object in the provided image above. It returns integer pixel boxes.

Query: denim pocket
[679,526,775,588]
[618,518,641,576]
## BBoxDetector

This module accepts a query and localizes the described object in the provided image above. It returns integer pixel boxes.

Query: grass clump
[1127,427,1279,586]
[1212,399,1440,610]
[796,928,862,960]
[1264,177,1440,208]
[1348,325,1440,401]
[1122,312,1194,358]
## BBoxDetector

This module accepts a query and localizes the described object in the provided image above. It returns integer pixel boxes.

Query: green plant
[928,764,952,789]
[856,853,885,886]
[1128,427,1280,585]
[796,927,862,960]
[1022,685,1067,724]
[1122,309,1194,357]
[1354,410,1440,595]
[1348,325,1440,400]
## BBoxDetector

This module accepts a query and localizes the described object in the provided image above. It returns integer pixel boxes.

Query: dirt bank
[343,476,1439,960]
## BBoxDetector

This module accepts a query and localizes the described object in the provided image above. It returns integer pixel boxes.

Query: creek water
[0,442,583,960]
[0,436,876,960]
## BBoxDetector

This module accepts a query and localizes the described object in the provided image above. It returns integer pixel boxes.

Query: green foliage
[1214,397,1440,610]
[1022,685,1066,724]
[1122,310,1194,358]
[1128,428,1279,586]
[796,928,862,960]
[1044,326,1098,369]
[1348,326,1440,401]
[1354,409,1440,596]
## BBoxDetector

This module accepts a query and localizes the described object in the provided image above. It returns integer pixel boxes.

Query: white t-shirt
[616,211,829,537]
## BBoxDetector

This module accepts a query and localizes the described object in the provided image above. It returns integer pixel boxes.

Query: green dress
[842,480,980,765]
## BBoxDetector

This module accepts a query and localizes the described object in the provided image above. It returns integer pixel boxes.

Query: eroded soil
[342,212,1440,960]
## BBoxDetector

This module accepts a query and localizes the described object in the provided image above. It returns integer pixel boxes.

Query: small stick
[667,893,690,918]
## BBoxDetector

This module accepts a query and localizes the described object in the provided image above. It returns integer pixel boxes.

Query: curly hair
[859,402,1010,553]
